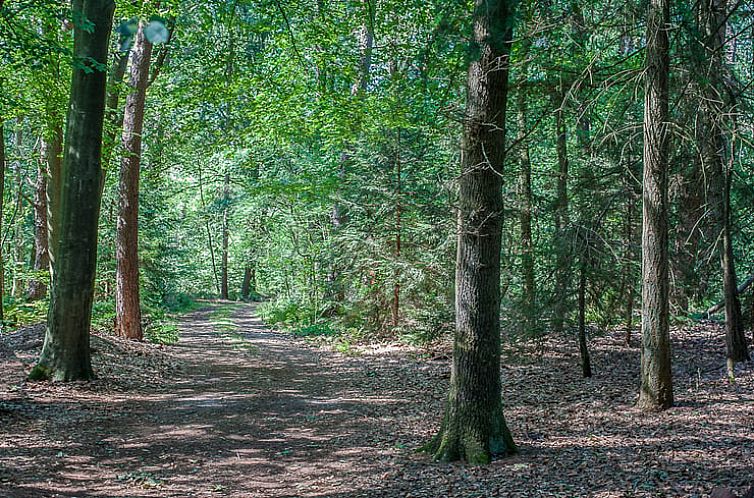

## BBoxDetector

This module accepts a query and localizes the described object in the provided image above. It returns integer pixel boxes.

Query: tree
[27,137,52,300]
[115,22,154,340]
[424,0,516,464]
[30,0,115,381]
[697,0,749,373]
[638,0,673,412]
[0,117,5,323]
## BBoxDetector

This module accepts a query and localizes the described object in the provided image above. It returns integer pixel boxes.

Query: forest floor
[1,302,753,498]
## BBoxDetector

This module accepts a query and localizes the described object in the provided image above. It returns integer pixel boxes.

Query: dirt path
[2,303,754,497]
[1,304,434,497]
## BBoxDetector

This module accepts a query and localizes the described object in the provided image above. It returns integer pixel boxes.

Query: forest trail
[1,303,435,497]
[3,303,754,497]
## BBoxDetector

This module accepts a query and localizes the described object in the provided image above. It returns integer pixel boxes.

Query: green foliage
[3,299,48,330]
[292,322,338,338]
[90,301,116,333]
[4,0,754,358]
[144,321,179,345]
[258,299,315,328]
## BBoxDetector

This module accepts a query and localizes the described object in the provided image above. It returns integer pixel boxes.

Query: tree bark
[578,261,592,377]
[706,274,754,316]
[425,0,516,464]
[0,119,5,323]
[27,139,51,300]
[698,0,749,366]
[240,264,253,300]
[115,23,153,340]
[11,123,24,297]
[220,167,230,300]
[30,0,115,382]
[638,0,673,412]
[391,129,402,327]
[46,125,63,272]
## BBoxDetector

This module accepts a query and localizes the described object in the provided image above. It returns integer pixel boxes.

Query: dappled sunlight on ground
[1,306,752,497]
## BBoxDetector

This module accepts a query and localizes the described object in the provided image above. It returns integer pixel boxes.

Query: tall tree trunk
[45,126,63,277]
[391,129,402,327]
[624,186,635,346]
[30,0,115,382]
[577,260,592,377]
[198,164,220,294]
[220,167,230,300]
[0,119,5,323]
[699,0,749,369]
[240,264,253,300]
[11,123,23,297]
[115,23,153,340]
[27,140,50,300]
[552,86,570,335]
[102,48,129,169]
[425,0,516,464]
[638,0,673,412]
[517,83,536,333]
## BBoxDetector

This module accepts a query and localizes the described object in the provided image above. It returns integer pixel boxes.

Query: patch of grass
[292,322,338,338]
[2,299,49,331]
[207,303,244,334]
[208,303,242,322]
[227,332,258,354]
[145,321,180,345]
[206,304,258,353]
[91,300,116,333]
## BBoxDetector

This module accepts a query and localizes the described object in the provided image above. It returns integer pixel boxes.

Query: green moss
[28,364,52,381]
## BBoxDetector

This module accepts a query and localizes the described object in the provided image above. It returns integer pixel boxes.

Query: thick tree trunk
[517,84,536,333]
[115,23,153,340]
[30,0,115,382]
[27,140,51,300]
[638,0,673,412]
[552,86,570,335]
[426,0,516,464]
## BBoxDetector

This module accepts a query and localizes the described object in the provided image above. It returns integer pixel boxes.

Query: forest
[1,0,754,496]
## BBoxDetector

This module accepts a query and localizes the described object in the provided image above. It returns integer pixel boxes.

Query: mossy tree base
[423,408,516,465]
[28,344,95,382]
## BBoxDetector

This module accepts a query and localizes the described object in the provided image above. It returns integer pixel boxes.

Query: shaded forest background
[1,0,754,367]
